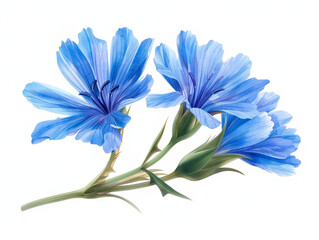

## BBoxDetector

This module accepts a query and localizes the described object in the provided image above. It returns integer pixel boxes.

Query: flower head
[217,92,301,176]
[23,27,153,153]
[147,31,269,129]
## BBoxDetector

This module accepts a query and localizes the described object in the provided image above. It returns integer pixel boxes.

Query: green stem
[21,189,84,211]
[106,173,178,192]
[101,140,177,187]
[85,150,118,188]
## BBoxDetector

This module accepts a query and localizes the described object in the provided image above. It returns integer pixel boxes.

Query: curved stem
[100,140,177,187]
[106,173,178,192]
[21,189,84,211]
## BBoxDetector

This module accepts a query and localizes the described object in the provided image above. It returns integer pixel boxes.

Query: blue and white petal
[242,153,300,176]
[239,137,297,159]
[177,31,198,75]
[75,115,110,146]
[117,74,154,110]
[154,44,182,92]
[188,107,221,129]
[124,38,153,86]
[78,28,109,90]
[106,111,131,129]
[23,82,98,115]
[213,78,269,105]
[31,114,95,144]
[204,102,259,119]
[214,53,252,90]
[147,91,186,108]
[269,110,292,128]
[254,92,280,112]
[57,40,96,94]
[194,40,224,96]
[103,126,122,153]
[176,31,198,95]
[219,113,274,151]
[110,28,139,86]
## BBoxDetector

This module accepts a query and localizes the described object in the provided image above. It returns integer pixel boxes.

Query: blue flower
[217,92,301,176]
[23,28,153,153]
[146,31,269,129]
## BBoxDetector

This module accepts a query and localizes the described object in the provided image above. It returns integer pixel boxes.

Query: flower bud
[173,122,245,181]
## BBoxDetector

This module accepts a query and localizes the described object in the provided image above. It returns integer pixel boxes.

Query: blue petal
[116,74,154,110]
[177,31,198,74]
[176,31,198,95]
[124,38,153,85]
[110,28,139,86]
[270,126,300,148]
[213,78,269,105]
[57,39,95,93]
[281,155,301,168]
[204,102,259,119]
[103,126,122,153]
[219,113,273,151]
[242,153,300,176]
[189,107,220,129]
[214,53,252,90]
[75,115,109,146]
[255,92,280,112]
[147,91,185,108]
[154,44,182,91]
[111,37,153,109]
[269,111,292,128]
[75,111,130,147]
[31,114,94,144]
[221,113,238,129]
[192,40,224,101]
[107,111,131,129]
[240,137,297,159]
[78,28,109,90]
[23,82,98,115]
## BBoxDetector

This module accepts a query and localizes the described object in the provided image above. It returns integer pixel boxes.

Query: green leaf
[105,193,141,213]
[142,119,168,165]
[142,168,190,200]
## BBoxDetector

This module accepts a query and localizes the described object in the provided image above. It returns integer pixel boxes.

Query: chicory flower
[23,27,153,153]
[217,92,301,176]
[147,31,269,129]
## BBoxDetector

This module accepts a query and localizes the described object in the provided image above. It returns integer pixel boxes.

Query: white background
[1,0,318,239]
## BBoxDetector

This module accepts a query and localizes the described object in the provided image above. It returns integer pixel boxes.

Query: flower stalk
[21,105,198,211]
[21,189,85,211]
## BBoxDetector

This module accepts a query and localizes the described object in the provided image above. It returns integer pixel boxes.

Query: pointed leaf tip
[105,194,141,213]
[142,118,168,165]
[142,168,190,200]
